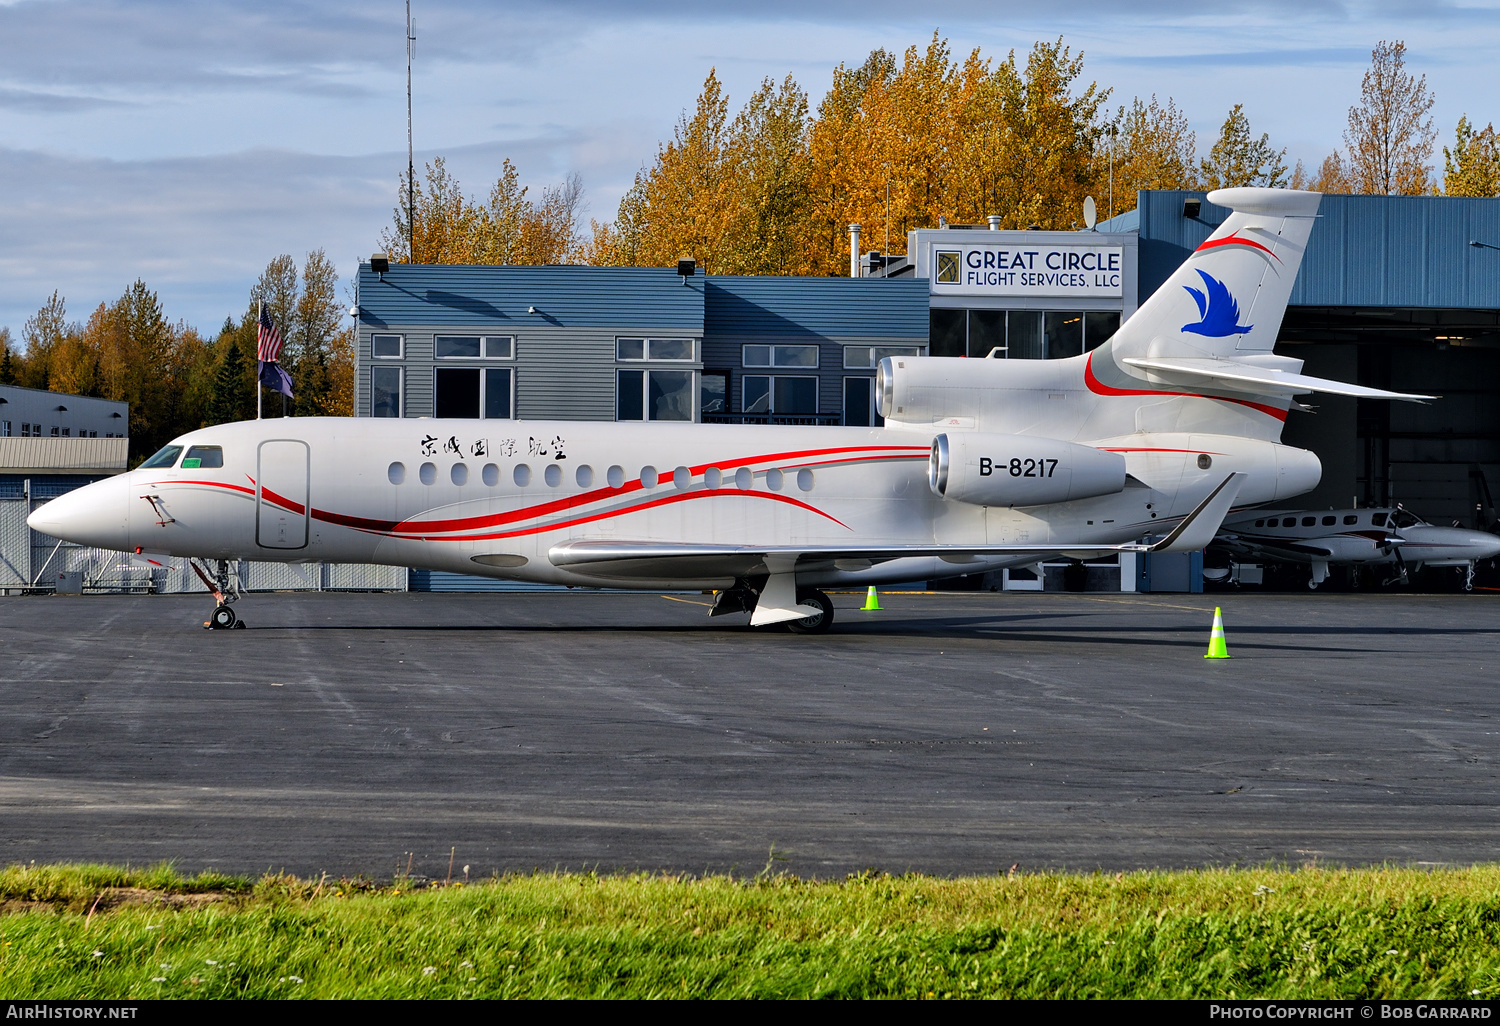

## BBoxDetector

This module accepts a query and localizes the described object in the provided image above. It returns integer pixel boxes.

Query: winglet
[1132,472,1248,554]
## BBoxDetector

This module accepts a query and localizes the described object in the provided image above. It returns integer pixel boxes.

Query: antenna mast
[406,1,416,261]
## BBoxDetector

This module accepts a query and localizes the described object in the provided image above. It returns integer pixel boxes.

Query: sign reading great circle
[933,244,1124,298]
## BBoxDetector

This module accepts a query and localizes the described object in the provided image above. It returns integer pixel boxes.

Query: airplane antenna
[406,1,416,262]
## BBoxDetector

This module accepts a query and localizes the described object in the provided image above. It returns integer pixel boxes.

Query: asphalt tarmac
[2,589,1497,879]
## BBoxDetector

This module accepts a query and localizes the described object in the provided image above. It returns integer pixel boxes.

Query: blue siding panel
[358,265,704,329]
[1137,190,1500,310]
[706,276,930,338]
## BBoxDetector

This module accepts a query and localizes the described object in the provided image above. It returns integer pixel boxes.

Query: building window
[616,337,694,361]
[371,333,403,358]
[929,309,1121,359]
[617,369,694,421]
[843,345,926,370]
[744,376,817,417]
[50,427,59,437]
[741,344,818,369]
[435,335,514,359]
[434,366,513,419]
[843,377,883,426]
[700,369,730,418]
[372,367,402,418]
[0,421,8,437]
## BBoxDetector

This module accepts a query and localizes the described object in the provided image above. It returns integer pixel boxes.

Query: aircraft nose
[1471,531,1500,559]
[26,475,131,550]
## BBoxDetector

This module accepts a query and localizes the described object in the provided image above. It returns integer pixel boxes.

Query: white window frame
[741,344,820,369]
[370,333,404,359]
[433,365,516,419]
[371,365,403,418]
[615,337,696,362]
[842,345,926,370]
[434,334,516,360]
[743,374,818,416]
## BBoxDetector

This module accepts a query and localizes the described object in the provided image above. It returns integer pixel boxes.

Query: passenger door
[256,439,310,549]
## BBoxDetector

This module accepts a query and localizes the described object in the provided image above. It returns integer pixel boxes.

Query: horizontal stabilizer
[1121,357,1434,402]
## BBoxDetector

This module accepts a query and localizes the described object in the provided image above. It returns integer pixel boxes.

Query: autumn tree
[1200,105,1288,189]
[238,250,355,417]
[722,74,811,275]
[382,157,585,266]
[1344,40,1435,195]
[1442,116,1500,196]
[1105,95,1198,215]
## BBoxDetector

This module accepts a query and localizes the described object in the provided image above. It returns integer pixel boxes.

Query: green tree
[1344,40,1435,195]
[1200,104,1287,189]
[1442,116,1500,196]
[0,328,15,385]
[205,335,252,426]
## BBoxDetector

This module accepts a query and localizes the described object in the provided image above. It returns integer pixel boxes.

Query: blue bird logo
[1182,269,1253,337]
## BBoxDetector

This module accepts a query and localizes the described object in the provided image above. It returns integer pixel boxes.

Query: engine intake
[930,433,1127,507]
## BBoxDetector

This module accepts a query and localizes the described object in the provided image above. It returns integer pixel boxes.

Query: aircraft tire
[210,605,237,630]
[787,589,835,635]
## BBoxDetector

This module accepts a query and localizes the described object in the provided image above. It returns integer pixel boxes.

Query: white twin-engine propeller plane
[30,188,1433,632]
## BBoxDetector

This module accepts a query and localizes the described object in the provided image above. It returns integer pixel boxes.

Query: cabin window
[1254,520,1265,527]
[704,467,722,489]
[371,367,402,418]
[640,466,659,488]
[514,464,531,487]
[576,465,594,488]
[181,445,223,469]
[139,444,183,469]
[1302,516,1317,527]
[482,463,499,486]
[1322,515,1337,526]
[544,464,562,488]
[419,462,436,485]
[388,462,406,485]
[735,467,753,489]
[371,333,403,358]
[797,469,815,491]
[451,463,468,486]
[607,465,625,489]
[673,466,691,490]
[1372,512,1388,527]
[765,468,785,491]
[1344,515,1359,525]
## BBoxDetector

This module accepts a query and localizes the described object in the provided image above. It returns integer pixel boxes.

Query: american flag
[256,303,284,363]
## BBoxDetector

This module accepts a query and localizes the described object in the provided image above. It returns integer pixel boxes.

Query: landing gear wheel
[787,589,834,635]
[209,605,237,630]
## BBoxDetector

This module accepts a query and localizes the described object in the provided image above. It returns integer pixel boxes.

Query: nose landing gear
[189,558,246,630]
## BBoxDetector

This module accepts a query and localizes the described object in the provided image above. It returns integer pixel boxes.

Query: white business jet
[1214,506,1500,590]
[29,188,1433,632]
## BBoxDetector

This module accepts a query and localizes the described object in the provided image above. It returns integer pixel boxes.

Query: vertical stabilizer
[1111,188,1321,361]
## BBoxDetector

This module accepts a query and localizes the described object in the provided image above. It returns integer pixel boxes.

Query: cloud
[0,87,136,113]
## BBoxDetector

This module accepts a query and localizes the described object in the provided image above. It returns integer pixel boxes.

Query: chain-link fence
[1,497,405,595]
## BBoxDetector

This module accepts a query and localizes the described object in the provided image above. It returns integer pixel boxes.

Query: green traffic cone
[1205,606,1230,659]
[862,586,881,611]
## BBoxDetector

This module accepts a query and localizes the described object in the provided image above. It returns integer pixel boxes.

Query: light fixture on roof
[110,412,122,418]
[677,257,696,285]
[55,405,67,412]
[1183,198,1202,219]
[370,254,390,276]
[527,306,537,314]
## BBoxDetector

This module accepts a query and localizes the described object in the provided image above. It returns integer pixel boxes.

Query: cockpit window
[182,445,224,469]
[1371,512,1388,527]
[138,444,183,469]
[1392,510,1424,529]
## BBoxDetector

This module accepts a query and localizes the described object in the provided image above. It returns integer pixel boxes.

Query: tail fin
[1115,187,1321,361]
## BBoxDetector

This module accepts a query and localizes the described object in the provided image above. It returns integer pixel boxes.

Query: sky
[1,0,1497,342]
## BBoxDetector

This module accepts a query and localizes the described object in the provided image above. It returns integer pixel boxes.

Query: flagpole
[256,301,263,420]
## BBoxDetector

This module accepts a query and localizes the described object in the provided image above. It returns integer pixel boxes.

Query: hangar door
[256,439,310,549]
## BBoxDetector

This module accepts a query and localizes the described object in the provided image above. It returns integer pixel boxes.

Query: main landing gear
[190,558,246,630]
[709,580,836,634]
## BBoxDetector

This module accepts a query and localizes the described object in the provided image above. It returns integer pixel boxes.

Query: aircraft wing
[549,474,1247,579]
[1120,357,1435,402]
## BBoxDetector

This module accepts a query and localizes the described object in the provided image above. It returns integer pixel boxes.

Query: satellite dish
[1083,196,1098,230]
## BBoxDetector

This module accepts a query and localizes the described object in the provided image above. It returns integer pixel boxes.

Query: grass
[1,862,1498,998]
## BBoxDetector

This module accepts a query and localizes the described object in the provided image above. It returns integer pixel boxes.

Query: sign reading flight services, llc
[933,244,1124,298]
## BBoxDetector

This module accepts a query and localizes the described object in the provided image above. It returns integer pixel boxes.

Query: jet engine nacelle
[929,433,1128,507]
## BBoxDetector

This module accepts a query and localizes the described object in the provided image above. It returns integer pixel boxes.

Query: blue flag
[258,359,294,398]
